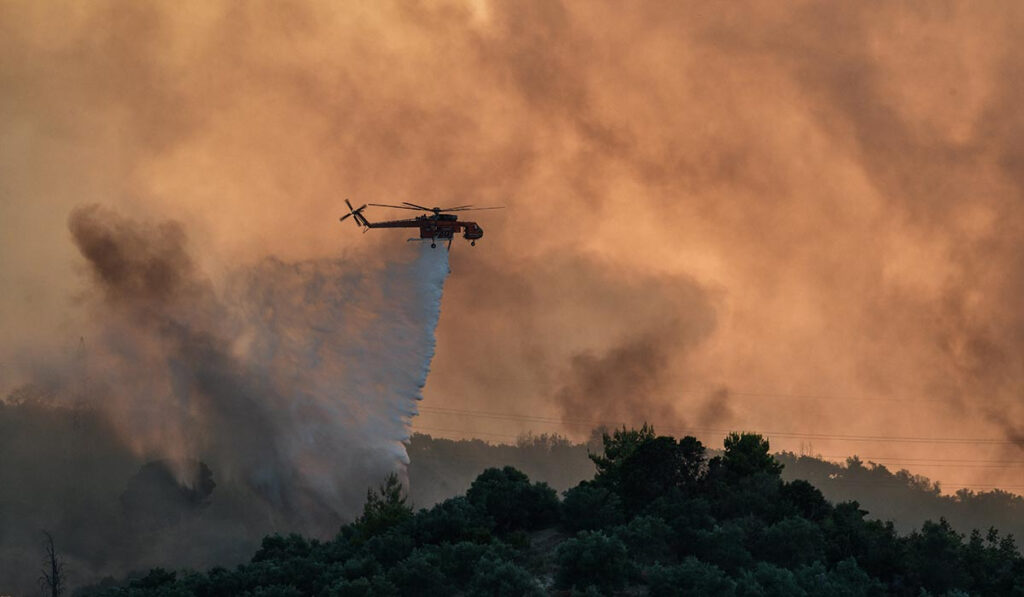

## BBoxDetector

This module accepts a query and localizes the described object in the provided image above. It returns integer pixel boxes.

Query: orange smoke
[3,0,1024,493]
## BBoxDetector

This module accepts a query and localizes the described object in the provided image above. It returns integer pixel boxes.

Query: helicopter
[339,199,503,249]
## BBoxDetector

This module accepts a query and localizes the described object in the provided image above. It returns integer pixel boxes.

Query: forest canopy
[82,428,1024,596]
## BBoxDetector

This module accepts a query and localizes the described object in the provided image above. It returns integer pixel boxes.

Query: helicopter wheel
[431,242,436,248]
[471,241,475,246]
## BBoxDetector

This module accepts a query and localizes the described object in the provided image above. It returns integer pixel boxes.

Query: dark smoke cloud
[432,252,718,430]
[555,329,682,426]
[69,204,200,309]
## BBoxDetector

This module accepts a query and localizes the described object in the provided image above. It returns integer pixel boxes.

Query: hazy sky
[3,0,1024,493]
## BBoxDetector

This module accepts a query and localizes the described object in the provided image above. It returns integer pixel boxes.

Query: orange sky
[3,0,1024,493]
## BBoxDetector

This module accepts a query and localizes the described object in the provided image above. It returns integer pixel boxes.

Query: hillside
[82,428,1024,596]
[407,432,1024,542]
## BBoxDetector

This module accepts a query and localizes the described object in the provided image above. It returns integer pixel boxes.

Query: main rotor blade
[444,206,506,212]
[368,203,424,211]
[402,201,434,211]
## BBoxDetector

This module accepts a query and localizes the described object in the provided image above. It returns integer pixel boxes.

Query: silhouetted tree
[561,482,624,531]
[782,479,831,522]
[39,531,65,597]
[590,424,656,488]
[555,530,631,591]
[619,436,687,511]
[758,516,826,568]
[466,556,544,597]
[721,432,783,478]
[465,466,559,532]
[356,472,413,539]
[411,496,493,544]
[905,518,971,594]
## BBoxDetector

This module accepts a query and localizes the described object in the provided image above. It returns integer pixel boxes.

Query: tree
[758,516,826,568]
[619,436,687,511]
[735,562,806,597]
[782,479,832,522]
[466,466,559,532]
[905,518,970,594]
[646,558,736,597]
[39,531,66,597]
[612,515,674,564]
[357,473,413,539]
[562,482,624,531]
[555,530,631,591]
[590,424,656,488]
[411,496,493,545]
[677,435,709,488]
[722,433,783,478]
[467,557,544,597]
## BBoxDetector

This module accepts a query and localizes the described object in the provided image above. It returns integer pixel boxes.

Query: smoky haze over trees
[5,0,1024,493]
[78,429,1024,596]
[9,400,1024,594]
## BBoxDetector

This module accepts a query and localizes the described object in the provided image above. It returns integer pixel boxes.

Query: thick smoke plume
[67,204,448,520]
[0,205,448,591]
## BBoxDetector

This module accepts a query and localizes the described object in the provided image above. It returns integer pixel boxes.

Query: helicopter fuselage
[368,213,483,242]
[339,200,495,247]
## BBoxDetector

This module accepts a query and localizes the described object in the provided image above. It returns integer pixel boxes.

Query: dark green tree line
[82,428,1024,596]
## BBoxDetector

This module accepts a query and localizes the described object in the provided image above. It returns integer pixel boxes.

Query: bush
[758,516,826,568]
[386,550,449,597]
[611,515,674,564]
[795,559,884,597]
[242,586,303,597]
[252,534,313,563]
[466,467,560,533]
[735,562,805,597]
[355,473,413,540]
[466,557,544,597]
[646,557,736,597]
[428,542,494,584]
[325,576,398,597]
[411,496,494,545]
[555,530,631,591]
[364,530,414,567]
[693,522,754,573]
[561,482,623,531]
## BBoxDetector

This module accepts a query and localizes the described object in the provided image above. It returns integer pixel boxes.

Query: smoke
[67,204,448,520]
[0,205,449,591]
[4,0,1024,544]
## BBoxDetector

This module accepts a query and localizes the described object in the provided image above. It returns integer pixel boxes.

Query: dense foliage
[83,429,1024,596]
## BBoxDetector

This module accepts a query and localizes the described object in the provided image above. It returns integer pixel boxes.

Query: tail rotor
[340,198,369,228]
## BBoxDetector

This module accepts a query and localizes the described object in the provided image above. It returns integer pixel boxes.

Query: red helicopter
[339,199,503,249]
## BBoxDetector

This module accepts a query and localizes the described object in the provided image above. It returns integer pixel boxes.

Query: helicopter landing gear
[430,242,436,248]
[471,241,476,246]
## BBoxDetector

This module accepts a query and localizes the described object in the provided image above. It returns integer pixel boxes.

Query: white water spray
[220,242,451,515]
[56,206,453,525]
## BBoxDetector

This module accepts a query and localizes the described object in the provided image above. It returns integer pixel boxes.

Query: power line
[416,405,1022,446]
[814,454,1024,468]
[726,389,947,405]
